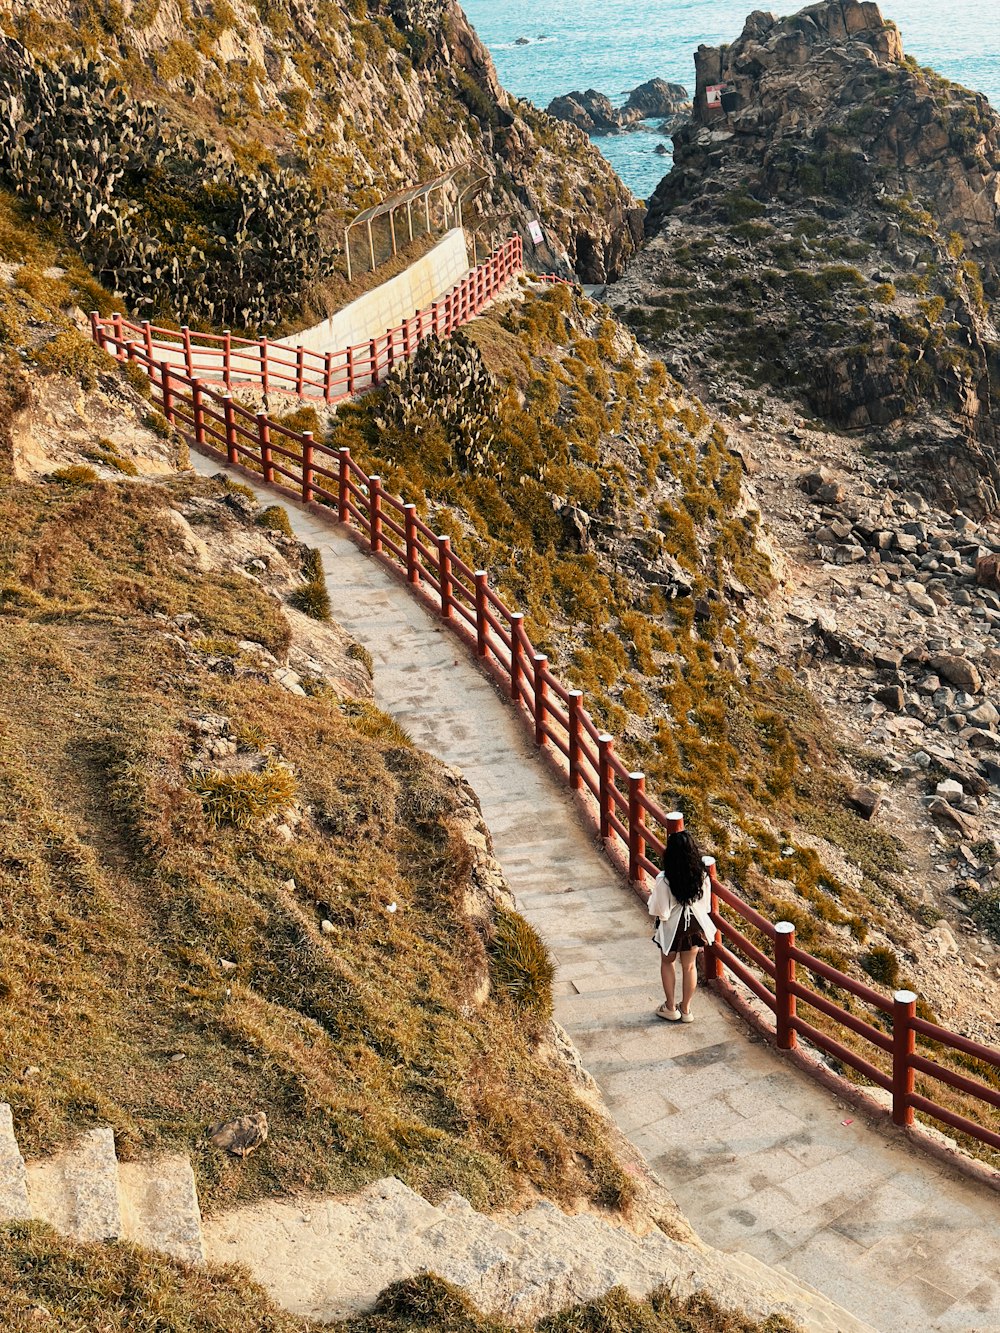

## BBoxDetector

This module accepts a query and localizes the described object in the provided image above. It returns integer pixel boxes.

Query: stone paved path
[191,455,1000,1333]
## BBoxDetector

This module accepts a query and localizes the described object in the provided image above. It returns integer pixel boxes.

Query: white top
[646,871,715,942]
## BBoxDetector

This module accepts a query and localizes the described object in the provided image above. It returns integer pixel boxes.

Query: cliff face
[630,0,1000,512]
[0,0,640,326]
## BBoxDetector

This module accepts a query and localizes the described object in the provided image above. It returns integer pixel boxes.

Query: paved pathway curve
[191,455,999,1333]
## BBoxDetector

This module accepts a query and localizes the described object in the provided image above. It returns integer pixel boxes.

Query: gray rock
[935,778,964,804]
[968,701,1000,727]
[905,582,937,616]
[0,1103,30,1222]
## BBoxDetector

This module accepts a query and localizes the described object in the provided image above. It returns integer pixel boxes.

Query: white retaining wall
[280,229,470,355]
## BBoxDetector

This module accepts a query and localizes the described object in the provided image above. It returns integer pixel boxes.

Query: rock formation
[624,0,1000,512]
[623,78,691,119]
[547,79,690,134]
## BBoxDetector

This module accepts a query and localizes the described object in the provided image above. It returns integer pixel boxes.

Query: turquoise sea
[462,0,1000,200]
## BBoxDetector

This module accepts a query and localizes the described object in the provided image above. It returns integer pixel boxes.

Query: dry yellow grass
[0,472,632,1218]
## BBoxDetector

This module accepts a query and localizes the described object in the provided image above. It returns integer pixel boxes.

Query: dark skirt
[652,916,708,955]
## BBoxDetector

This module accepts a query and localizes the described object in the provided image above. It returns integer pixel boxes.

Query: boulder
[875,684,905,711]
[929,653,982,694]
[926,797,976,838]
[623,78,691,119]
[545,89,640,133]
[967,700,1000,727]
[976,553,1000,591]
[904,582,937,617]
[935,778,964,805]
[848,783,881,819]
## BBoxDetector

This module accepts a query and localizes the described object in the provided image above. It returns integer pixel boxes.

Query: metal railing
[92,236,524,403]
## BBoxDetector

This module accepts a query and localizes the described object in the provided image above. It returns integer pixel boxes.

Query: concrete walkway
[191,455,999,1333]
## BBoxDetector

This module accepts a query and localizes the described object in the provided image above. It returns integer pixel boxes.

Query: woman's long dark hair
[662,830,705,905]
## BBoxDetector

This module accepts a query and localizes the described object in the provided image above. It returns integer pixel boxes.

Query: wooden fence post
[301,431,314,504]
[533,655,548,746]
[260,336,269,397]
[257,412,273,483]
[223,393,237,464]
[222,330,232,388]
[296,345,305,398]
[89,310,103,350]
[338,448,351,523]
[431,301,440,337]
[112,312,124,358]
[191,379,205,447]
[892,990,917,1127]
[509,612,524,701]
[475,571,488,656]
[598,734,614,840]
[628,772,647,887]
[369,475,382,553]
[178,324,191,376]
[404,505,420,584]
[143,320,155,365]
[703,856,725,984]
[437,536,452,619]
[774,922,797,1051]
[346,344,355,395]
[568,691,583,790]
[369,338,379,386]
[160,362,174,424]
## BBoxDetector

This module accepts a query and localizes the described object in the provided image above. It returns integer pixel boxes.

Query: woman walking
[646,829,715,1023]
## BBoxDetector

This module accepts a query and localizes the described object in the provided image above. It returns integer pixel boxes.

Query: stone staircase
[203,1175,875,1333]
[0,1103,204,1264]
[2,1103,871,1331]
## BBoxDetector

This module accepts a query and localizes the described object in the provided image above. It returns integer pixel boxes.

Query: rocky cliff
[0,0,641,327]
[628,0,1000,513]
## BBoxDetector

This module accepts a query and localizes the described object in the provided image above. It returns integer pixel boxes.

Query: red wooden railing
[88,264,1000,1172]
[92,236,524,403]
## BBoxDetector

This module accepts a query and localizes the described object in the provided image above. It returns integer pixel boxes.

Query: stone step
[204,1175,876,1333]
[26,1127,122,1243]
[0,1103,31,1221]
[118,1156,205,1265]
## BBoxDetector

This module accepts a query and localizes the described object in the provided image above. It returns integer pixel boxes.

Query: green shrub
[256,504,294,537]
[860,945,900,989]
[49,465,98,486]
[289,579,330,620]
[190,762,297,828]
[347,640,374,674]
[489,906,554,1025]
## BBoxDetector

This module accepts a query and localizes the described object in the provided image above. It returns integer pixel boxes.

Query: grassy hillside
[0,467,632,1216]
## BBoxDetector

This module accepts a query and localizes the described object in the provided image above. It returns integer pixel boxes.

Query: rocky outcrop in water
[547,79,690,136]
[546,89,642,134]
[624,78,691,119]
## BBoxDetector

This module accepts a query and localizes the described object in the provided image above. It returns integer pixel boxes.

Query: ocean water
[462,0,1000,200]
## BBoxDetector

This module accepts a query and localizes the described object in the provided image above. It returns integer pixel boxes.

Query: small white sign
[706,83,726,107]
[528,219,544,246]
